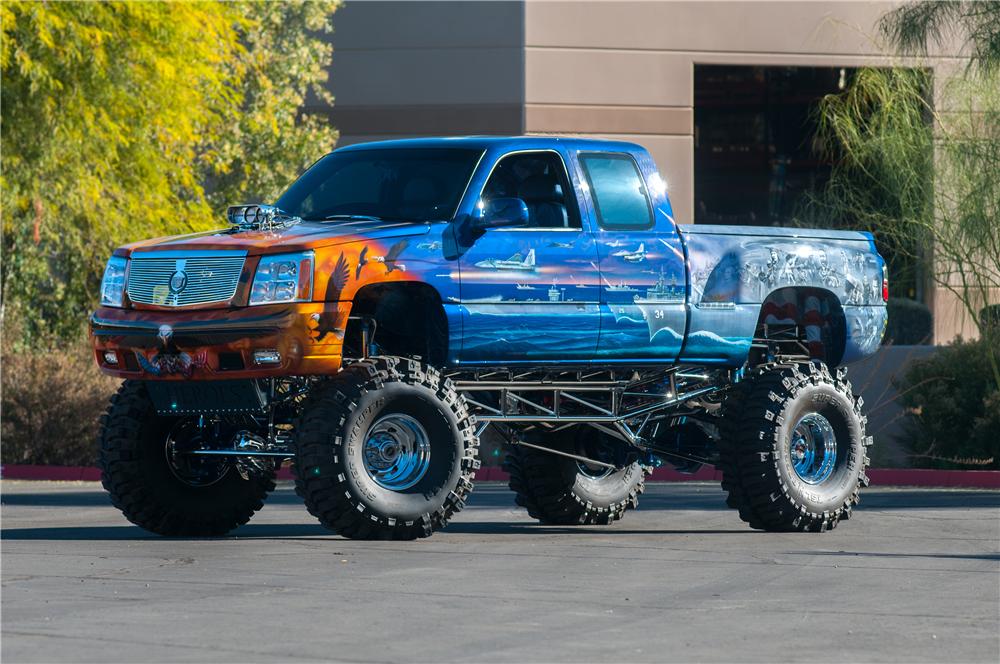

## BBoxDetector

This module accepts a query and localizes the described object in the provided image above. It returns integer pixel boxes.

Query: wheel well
[347,283,448,365]
[754,287,847,367]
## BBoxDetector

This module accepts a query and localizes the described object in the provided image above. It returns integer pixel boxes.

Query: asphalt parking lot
[2,481,998,663]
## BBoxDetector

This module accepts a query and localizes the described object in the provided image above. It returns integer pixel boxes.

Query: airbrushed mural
[682,228,887,364]
[91,136,887,380]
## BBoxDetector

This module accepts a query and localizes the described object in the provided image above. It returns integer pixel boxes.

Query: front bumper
[90,302,351,380]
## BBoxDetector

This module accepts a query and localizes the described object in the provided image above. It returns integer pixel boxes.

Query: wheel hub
[164,419,230,487]
[788,413,837,484]
[362,414,431,490]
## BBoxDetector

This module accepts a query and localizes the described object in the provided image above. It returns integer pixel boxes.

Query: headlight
[100,256,128,307]
[250,251,314,305]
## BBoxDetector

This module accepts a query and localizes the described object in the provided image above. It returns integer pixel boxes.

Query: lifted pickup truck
[92,136,888,539]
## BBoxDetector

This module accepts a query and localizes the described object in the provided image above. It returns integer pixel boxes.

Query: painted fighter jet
[612,243,646,263]
[475,249,537,271]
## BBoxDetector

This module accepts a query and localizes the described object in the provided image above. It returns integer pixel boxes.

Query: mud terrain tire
[293,357,480,540]
[98,380,276,536]
[718,363,871,532]
[504,427,648,525]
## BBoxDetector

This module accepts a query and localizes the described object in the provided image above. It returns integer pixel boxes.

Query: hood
[117,219,431,257]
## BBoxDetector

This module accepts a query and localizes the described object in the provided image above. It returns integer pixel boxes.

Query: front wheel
[292,357,480,540]
[717,363,871,532]
[98,381,276,536]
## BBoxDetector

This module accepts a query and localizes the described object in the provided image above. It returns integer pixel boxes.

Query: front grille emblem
[168,269,188,294]
[167,258,188,296]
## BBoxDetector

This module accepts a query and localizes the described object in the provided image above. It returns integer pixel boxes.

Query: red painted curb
[3,464,999,488]
[866,468,1000,488]
[1,465,104,482]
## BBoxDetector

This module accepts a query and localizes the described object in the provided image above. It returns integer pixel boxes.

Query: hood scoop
[227,204,302,233]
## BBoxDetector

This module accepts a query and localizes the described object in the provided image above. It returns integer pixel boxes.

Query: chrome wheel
[575,429,618,479]
[789,413,838,484]
[362,414,431,490]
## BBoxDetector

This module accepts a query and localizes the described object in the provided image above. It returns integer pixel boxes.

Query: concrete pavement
[2,481,998,663]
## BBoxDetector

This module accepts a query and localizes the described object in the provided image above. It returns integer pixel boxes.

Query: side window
[481,152,581,229]
[579,153,654,229]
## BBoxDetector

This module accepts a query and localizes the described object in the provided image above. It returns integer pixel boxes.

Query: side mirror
[474,198,529,230]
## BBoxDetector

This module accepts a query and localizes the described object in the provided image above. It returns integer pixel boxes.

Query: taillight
[882,267,889,302]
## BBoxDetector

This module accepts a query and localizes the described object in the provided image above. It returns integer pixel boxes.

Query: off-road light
[100,256,128,307]
[253,350,281,365]
[249,251,314,305]
[103,351,119,365]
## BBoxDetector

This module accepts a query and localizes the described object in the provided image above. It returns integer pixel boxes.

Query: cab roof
[335,135,647,154]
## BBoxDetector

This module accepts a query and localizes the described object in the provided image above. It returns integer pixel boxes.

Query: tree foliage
[206,1,338,208]
[1,1,339,342]
[879,0,1000,74]
[807,1,1000,391]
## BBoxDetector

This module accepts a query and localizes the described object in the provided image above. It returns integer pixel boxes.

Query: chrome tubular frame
[166,366,729,464]
[449,366,730,447]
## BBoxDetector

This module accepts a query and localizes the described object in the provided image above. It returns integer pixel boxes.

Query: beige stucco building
[320,1,984,342]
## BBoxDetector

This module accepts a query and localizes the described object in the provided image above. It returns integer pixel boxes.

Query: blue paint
[332,137,887,368]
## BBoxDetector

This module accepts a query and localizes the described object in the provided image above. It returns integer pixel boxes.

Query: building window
[694,65,854,227]
[694,63,933,334]
[579,153,654,230]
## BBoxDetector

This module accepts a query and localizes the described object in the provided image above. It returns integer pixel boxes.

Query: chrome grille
[127,250,247,307]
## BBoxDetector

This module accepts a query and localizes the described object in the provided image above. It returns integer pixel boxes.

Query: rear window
[579,153,654,229]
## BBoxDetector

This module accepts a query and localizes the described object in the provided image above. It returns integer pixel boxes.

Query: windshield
[276,148,483,222]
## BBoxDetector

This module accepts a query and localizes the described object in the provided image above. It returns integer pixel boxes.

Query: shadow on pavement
[0,521,760,541]
[440,522,752,536]
[786,550,1000,562]
[3,486,998,512]
[851,490,1000,509]
[0,490,309,508]
[0,523,331,541]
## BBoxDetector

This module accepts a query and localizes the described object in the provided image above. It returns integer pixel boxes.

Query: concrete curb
[2,464,999,488]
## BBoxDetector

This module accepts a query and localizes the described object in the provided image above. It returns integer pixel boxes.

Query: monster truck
[91,137,887,539]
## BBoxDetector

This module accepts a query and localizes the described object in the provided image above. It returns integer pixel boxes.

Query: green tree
[880,0,1000,74]
[205,1,339,209]
[807,1,1000,389]
[1,1,339,342]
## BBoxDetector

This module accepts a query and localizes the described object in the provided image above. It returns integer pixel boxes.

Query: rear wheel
[98,381,276,536]
[717,363,871,532]
[293,357,480,540]
[504,427,648,525]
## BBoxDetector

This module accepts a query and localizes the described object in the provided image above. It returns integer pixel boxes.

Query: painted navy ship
[632,268,685,339]
[455,279,578,315]
[603,279,639,293]
[548,279,566,302]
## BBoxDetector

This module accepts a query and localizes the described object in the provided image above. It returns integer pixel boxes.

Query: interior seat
[517,175,569,228]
